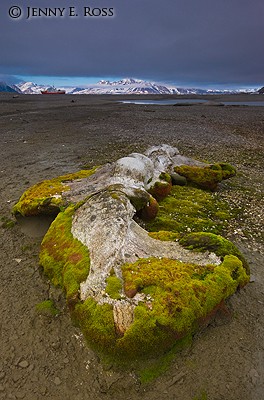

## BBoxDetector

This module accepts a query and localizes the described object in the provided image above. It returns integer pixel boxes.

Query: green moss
[139,335,192,383]
[35,299,60,316]
[39,204,90,304]
[159,172,172,183]
[219,163,237,179]
[146,185,231,236]
[74,297,117,354]
[179,232,249,275]
[105,275,123,300]
[1,216,16,228]
[148,230,180,241]
[13,167,97,216]
[119,255,248,358]
[174,163,236,191]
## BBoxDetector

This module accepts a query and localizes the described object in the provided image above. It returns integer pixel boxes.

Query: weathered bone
[67,145,221,334]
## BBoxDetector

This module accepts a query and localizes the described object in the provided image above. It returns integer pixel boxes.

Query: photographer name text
[8,6,115,19]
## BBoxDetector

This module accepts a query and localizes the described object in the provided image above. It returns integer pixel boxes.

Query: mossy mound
[39,205,90,306]
[174,163,236,191]
[13,168,97,216]
[72,255,249,360]
[120,256,248,356]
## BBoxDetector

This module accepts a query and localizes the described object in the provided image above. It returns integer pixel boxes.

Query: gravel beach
[0,93,263,400]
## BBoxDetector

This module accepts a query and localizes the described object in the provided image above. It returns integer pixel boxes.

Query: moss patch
[39,204,90,305]
[174,163,236,191]
[73,297,117,355]
[179,232,249,275]
[148,230,180,241]
[105,275,123,300]
[35,299,60,316]
[1,216,16,228]
[119,255,248,357]
[138,335,192,383]
[13,167,97,216]
[146,185,231,236]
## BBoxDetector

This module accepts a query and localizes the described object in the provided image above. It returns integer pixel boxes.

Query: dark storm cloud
[0,0,263,86]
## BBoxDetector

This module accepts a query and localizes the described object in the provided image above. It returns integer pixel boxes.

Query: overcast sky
[0,0,263,88]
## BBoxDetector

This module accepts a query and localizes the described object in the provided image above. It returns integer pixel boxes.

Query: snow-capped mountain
[66,80,259,95]
[0,81,19,93]
[15,79,260,95]
[69,79,176,95]
[16,81,49,94]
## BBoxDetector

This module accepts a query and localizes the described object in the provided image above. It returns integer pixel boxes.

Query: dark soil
[0,93,263,400]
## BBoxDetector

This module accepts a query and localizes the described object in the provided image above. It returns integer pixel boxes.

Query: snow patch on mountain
[16,82,48,94]
[15,78,260,95]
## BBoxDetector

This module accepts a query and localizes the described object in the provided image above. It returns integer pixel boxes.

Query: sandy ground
[0,93,263,400]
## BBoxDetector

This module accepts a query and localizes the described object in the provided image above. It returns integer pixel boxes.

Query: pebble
[15,392,26,399]
[249,368,259,385]
[28,364,34,372]
[54,377,61,386]
[39,386,47,395]
[0,372,5,380]
[0,385,5,392]
[18,361,29,369]
[12,371,21,383]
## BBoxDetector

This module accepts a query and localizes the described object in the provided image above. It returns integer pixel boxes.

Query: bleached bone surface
[69,145,221,334]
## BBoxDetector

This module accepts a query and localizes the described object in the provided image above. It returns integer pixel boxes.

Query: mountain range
[0,81,19,93]
[0,78,261,95]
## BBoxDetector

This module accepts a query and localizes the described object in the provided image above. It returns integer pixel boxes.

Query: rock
[170,172,187,186]
[54,377,61,386]
[249,368,259,384]
[18,360,29,369]
[15,391,26,399]
[137,195,159,221]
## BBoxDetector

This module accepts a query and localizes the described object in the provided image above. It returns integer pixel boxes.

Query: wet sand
[0,93,263,400]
